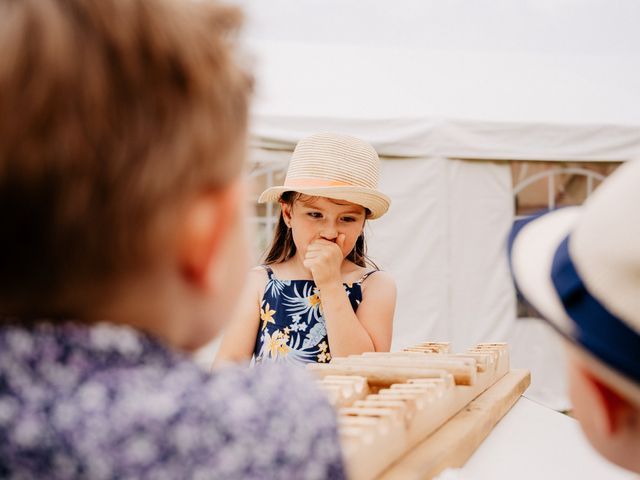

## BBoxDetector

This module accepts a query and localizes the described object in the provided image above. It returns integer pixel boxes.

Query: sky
[233,0,640,55]
[228,0,640,124]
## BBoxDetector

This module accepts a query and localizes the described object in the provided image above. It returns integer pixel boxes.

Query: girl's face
[282,196,366,261]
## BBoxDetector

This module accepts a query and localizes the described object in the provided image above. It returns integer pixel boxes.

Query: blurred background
[199,0,640,411]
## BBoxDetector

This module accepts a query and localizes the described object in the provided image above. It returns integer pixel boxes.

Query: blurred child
[216,133,396,365]
[0,0,345,477]
[509,160,640,474]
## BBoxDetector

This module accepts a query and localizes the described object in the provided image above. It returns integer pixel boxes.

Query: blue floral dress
[253,265,377,365]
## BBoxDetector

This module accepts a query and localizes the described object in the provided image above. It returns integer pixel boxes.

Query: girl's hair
[263,192,377,268]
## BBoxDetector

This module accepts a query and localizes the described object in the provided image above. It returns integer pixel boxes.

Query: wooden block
[307,363,454,388]
[410,342,451,353]
[331,356,476,386]
[361,352,493,373]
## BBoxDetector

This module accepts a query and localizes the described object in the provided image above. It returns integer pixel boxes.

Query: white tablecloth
[439,396,636,480]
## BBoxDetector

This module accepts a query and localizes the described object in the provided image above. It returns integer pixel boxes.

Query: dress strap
[358,269,379,283]
[261,265,275,279]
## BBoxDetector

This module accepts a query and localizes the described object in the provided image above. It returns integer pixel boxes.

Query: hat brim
[510,207,640,405]
[509,207,582,337]
[258,186,390,219]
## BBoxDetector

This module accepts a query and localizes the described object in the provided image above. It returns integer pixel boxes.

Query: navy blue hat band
[551,235,640,385]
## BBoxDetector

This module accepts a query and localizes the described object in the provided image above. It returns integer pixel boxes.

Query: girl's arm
[213,268,266,366]
[355,270,396,351]
[317,271,396,357]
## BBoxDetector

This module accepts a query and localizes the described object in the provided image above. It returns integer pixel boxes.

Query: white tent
[236,0,640,375]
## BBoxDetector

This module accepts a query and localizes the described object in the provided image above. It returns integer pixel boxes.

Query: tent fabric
[250,42,640,162]
[367,157,451,349]
[253,111,640,162]
[245,149,515,352]
[446,160,515,348]
[366,156,515,351]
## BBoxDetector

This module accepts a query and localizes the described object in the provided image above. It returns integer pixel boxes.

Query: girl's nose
[320,226,338,241]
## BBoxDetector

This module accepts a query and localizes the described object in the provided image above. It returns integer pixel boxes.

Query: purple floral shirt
[0,322,345,479]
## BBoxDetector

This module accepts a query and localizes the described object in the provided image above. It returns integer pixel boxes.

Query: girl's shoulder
[359,269,396,296]
[251,265,271,277]
[246,266,271,295]
[249,265,270,279]
[344,262,381,284]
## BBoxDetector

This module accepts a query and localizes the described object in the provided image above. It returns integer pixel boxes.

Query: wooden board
[378,369,531,480]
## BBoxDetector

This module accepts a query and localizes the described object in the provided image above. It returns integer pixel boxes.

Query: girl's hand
[303,234,346,287]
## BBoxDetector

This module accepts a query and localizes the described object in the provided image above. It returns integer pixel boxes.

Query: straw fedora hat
[509,159,640,405]
[258,133,390,219]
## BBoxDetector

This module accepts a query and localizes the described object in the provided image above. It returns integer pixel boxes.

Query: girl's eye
[341,217,357,223]
[307,212,322,219]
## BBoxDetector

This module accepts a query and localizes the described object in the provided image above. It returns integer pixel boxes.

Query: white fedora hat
[258,133,390,219]
[509,159,640,405]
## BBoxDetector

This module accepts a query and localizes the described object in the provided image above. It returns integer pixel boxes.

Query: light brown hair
[0,0,252,317]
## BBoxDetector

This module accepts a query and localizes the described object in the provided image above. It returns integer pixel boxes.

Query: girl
[216,133,396,365]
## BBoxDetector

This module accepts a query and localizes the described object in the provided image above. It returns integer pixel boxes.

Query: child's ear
[280,201,292,226]
[580,367,634,436]
[177,181,243,289]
